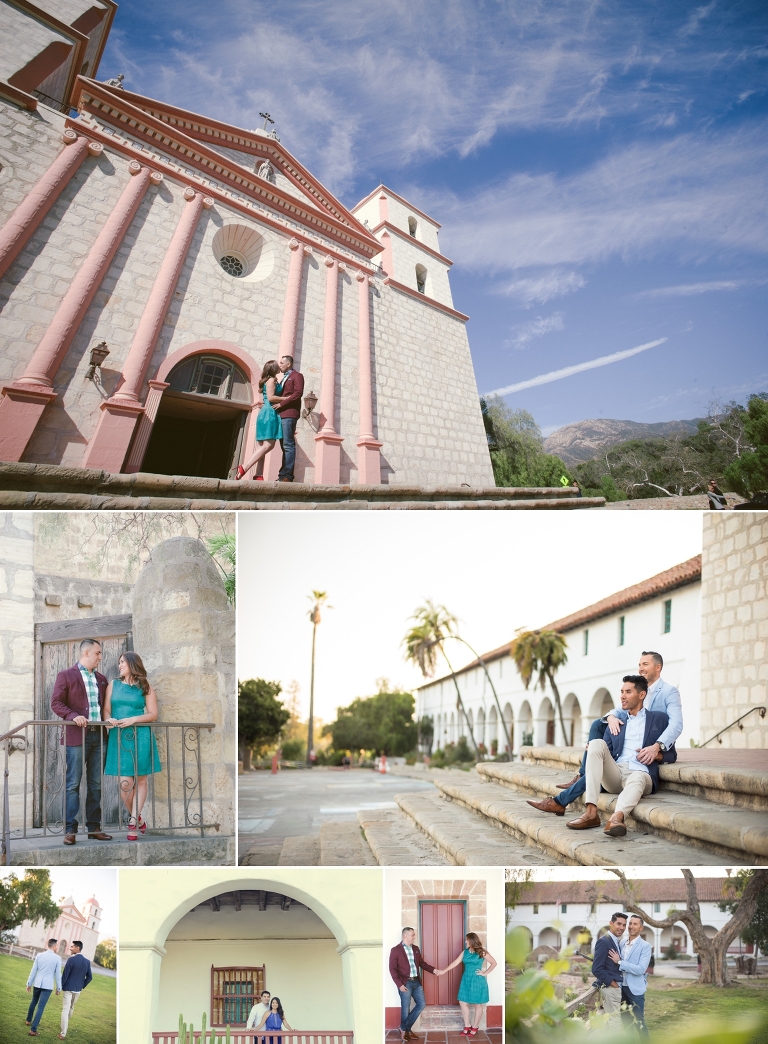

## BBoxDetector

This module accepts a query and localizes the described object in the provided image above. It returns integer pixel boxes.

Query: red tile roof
[416,555,701,688]
[518,877,737,906]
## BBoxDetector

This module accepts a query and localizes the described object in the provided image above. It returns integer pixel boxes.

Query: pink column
[0,131,96,282]
[379,230,394,278]
[355,270,382,484]
[0,161,152,464]
[263,237,310,481]
[313,254,344,484]
[84,187,212,473]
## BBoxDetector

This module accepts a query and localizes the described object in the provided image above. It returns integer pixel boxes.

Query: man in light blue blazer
[527,650,683,816]
[26,938,62,1036]
[609,914,652,1036]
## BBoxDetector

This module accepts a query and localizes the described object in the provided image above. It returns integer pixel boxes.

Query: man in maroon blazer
[50,638,112,845]
[389,927,434,1041]
[275,354,304,482]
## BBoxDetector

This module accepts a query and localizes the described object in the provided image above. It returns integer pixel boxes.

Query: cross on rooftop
[259,112,274,130]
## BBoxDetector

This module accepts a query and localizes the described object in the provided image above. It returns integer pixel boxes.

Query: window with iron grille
[583,629,589,655]
[663,599,672,633]
[619,615,625,646]
[210,965,266,1026]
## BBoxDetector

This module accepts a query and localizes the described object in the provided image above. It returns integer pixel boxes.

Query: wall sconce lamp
[302,390,319,430]
[85,341,110,382]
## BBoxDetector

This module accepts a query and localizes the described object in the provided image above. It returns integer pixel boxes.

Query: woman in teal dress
[236,360,286,480]
[103,651,160,841]
[434,932,497,1037]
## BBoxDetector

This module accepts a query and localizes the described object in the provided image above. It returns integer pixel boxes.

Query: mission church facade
[0,0,493,486]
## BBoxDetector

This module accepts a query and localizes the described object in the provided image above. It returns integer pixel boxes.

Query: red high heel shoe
[138,815,147,835]
[127,819,138,841]
[235,466,245,480]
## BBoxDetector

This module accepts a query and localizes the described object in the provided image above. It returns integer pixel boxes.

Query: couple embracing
[236,354,304,482]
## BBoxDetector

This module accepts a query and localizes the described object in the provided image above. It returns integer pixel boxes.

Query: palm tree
[510,628,569,746]
[451,635,513,757]
[307,590,331,766]
[403,601,479,757]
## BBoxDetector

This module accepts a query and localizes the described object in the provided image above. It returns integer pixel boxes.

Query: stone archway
[119,868,381,1044]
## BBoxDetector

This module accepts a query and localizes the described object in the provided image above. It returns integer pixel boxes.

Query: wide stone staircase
[359,748,768,866]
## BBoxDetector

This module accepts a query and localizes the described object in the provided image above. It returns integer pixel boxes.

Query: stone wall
[700,512,768,748]
[131,536,236,838]
[35,574,133,622]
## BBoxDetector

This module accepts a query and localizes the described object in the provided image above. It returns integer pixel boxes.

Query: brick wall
[700,513,768,748]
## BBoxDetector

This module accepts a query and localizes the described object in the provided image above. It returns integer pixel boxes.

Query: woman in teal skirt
[236,359,286,480]
[103,651,161,841]
[434,932,497,1037]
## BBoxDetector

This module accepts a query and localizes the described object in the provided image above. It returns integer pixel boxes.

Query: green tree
[238,679,290,770]
[403,601,479,756]
[482,398,570,488]
[0,870,60,935]
[510,629,569,746]
[94,937,116,969]
[724,395,768,496]
[325,682,417,756]
[717,869,768,954]
[418,715,434,756]
[206,533,236,605]
[505,869,534,910]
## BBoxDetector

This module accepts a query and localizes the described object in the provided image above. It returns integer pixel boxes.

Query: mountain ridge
[543,417,703,466]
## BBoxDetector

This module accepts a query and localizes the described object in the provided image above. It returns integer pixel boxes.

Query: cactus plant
[201,1012,207,1042]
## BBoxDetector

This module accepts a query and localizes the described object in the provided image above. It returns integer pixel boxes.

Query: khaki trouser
[60,991,79,1036]
[601,984,622,1022]
[584,740,652,816]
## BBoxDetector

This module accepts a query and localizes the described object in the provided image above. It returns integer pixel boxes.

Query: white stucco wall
[418,581,702,752]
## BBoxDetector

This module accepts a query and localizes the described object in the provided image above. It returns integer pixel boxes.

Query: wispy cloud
[485,339,667,396]
[498,270,586,306]
[679,1,717,37]
[505,313,565,349]
[635,280,742,298]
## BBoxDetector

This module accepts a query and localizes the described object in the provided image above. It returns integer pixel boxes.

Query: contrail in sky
[484,338,668,397]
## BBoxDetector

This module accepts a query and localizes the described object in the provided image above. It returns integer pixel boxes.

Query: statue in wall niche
[103,73,125,89]
[257,159,276,184]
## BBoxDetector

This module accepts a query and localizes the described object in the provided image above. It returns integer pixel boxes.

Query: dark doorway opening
[140,391,247,480]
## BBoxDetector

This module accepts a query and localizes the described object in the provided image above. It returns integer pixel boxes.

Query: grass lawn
[645,978,768,1043]
[0,953,116,1044]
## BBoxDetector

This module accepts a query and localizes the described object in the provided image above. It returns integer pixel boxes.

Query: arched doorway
[590,688,614,719]
[538,927,561,950]
[563,694,582,747]
[141,351,253,479]
[536,697,554,746]
[568,926,592,953]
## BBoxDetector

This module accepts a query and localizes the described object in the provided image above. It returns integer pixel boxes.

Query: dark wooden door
[420,902,465,1005]
[546,720,555,745]
[35,616,133,829]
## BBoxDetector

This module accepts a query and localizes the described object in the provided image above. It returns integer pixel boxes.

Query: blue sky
[101,1,768,435]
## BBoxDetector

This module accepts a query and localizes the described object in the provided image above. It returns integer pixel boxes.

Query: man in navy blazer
[592,912,627,1021]
[50,638,112,844]
[567,675,677,837]
[59,941,92,1039]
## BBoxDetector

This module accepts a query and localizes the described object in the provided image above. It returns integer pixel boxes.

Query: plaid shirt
[77,663,101,722]
[403,944,418,978]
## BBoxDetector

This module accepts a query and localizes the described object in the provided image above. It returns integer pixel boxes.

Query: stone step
[318,821,378,865]
[357,807,452,865]
[476,761,768,860]
[518,746,768,810]
[277,834,320,865]
[436,777,760,865]
[414,1005,466,1031]
[392,791,554,866]
[8,833,234,865]
[0,462,604,510]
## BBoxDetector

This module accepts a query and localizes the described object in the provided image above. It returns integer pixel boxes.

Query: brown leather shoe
[87,831,113,840]
[526,797,565,816]
[604,813,627,837]
[567,808,601,830]
[556,773,581,789]
[63,833,76,845]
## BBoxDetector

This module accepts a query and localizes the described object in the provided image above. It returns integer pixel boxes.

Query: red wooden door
[420,902,465,1005]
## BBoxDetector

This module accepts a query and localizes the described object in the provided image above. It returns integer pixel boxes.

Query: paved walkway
[385,1030,501,1042]
[238,766,435,859]
[676,748,768,770]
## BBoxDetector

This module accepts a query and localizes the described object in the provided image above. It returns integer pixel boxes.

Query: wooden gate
[34,615,133,830]
[420,901,465,1005]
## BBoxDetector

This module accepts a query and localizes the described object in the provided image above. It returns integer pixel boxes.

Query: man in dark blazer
[59,941,92,1039]
[50,638,112,844]
[275,354,304,482]
[567,675,677,837]
[592,912,627,1022]
[389,927,435,1041]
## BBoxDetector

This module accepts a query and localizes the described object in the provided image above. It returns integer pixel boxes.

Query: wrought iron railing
[152,1034,353,1043]
[1,720,215,864]
[699,706,766,747]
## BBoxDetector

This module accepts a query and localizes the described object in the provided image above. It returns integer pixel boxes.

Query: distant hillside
[543,417,703,466]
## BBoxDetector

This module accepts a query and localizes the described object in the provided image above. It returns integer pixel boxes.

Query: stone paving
[7,830,234,865]
[385,1029,502,1043]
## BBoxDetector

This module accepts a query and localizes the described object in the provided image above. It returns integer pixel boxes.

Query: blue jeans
[65,728,103,834]
[400,980,426,1032]
[278,417,298,480]
[555,717,606,807]
[621,986,647,1035]
[27,986,52,1031]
